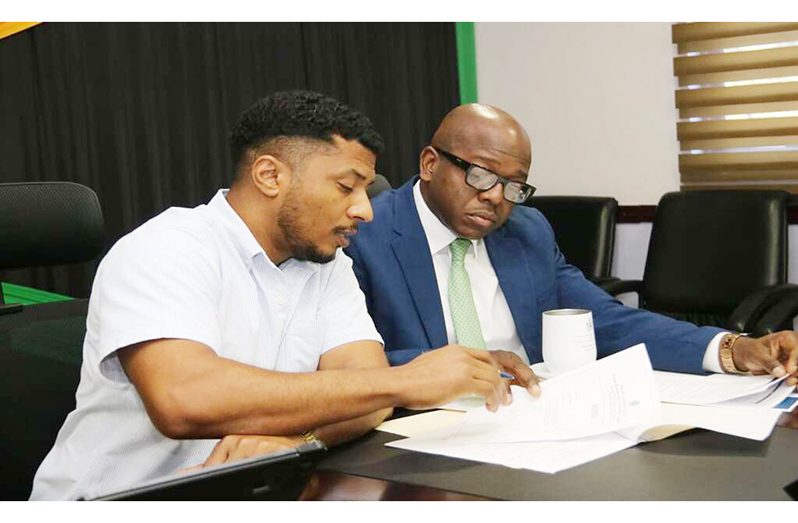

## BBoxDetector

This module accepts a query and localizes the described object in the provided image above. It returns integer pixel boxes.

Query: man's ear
[419,146,438,182]
[250,154,290,198]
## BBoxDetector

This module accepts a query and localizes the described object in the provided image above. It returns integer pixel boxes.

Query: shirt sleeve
[316,249,384,354]
[702,332,727,374]
[92,225,223,383]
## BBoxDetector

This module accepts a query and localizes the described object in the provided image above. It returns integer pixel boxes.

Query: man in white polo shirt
[30,91,538,500]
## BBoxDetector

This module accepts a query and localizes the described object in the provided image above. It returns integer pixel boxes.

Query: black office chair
[0,181,104,314]
[525,196,618,287]
[603,190,798,335]
[0,181,103,498]
[367,174,392,199]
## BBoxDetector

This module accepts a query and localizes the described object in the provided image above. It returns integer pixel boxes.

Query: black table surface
[318,416,798,500]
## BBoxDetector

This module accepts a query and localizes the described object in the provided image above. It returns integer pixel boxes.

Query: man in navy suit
[345,103,798,381]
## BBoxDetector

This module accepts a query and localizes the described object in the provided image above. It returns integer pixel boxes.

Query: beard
[277,183,337,264]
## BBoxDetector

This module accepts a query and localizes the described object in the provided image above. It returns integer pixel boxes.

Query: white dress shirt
[413,182,530,364]
[412,181,724,372]
[30,189,382,500]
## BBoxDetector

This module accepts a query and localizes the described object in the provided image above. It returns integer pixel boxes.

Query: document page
[654,371,785,405]
[715,380,795,410]
[618,401,782,442]
[443,344,660,444]
[387,431,636,474]
[376,410,464,438]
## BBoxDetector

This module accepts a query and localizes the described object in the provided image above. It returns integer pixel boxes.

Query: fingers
[202,435,300,468]
[784,345,798,376]
[734,336,786,378]
[202,438,231,467]
[490,350,541,397]
[459,347,544,408]
[773,332,798,376]
[467,359,508,412]
[752,353,786,377]
[176,464,204,475]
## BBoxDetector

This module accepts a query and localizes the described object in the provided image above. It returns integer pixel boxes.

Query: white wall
[475,23,798,287]
[474,22,680,205]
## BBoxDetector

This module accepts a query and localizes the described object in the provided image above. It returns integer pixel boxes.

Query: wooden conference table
[2,300,797,501]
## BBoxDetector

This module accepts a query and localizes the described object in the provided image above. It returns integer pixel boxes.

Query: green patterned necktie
[448,238,486,349]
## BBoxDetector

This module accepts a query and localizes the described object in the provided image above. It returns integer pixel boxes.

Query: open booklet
[379,344,785,474]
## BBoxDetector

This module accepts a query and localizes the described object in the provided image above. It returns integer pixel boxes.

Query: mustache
[333,225,359,236]
[467,208,498,222]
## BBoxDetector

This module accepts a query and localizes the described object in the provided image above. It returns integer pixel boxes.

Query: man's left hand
[488,350,541,397]
[201,434,306,468]
[732,331,798,385]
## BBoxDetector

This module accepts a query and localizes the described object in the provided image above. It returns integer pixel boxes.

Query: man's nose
[348,190,374,223]
[477,182,504,205]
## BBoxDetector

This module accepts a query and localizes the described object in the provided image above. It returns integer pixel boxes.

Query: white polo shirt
[30,189,382,500]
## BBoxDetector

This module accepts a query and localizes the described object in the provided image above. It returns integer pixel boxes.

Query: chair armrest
[750,287,798,335]
[601,279,643,297]
[729,283,798,334]
[590,276,620,292]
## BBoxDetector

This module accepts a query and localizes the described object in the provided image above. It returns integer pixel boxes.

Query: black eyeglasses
[432,147,536,204]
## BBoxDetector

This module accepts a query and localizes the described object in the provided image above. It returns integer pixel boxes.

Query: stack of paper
[378,344,790,474]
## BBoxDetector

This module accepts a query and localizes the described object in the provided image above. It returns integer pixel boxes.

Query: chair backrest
[642,190,789,326]
[367,174,392,199]
[525,196,618,281]
[0,182,104,270]
[0,300,87,499]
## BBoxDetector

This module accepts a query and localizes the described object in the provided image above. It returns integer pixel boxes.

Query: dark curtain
[0,22,460,297]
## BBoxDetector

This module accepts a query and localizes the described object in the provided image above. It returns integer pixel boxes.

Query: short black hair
[229,90,384,175]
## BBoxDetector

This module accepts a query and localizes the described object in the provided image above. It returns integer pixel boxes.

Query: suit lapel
[486,229,541,362]
[390,181,448,348]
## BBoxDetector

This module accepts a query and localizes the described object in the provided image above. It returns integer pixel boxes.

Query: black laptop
[89,440,326,501]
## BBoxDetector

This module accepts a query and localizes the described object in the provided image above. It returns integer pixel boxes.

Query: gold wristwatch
[301,430,319,444]
[719,333,748,374]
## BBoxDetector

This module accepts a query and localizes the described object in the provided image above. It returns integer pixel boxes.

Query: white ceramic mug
[541,308,598,375]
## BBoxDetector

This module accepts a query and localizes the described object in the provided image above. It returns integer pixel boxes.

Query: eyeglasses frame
[431,146,536,204]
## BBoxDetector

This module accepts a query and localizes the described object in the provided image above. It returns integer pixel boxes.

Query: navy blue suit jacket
[345,177,724,374]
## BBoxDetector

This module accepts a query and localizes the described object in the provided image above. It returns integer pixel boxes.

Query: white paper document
[384,343,787,475]
[654,370,786,405]
[618,402,782,442]
[714,380,795,410]
[376,410,464,438]
[386,401,781,474]
[388,430,636,474]
[444,344,660,444]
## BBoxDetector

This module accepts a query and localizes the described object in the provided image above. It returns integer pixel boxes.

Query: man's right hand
[397,345,528,412]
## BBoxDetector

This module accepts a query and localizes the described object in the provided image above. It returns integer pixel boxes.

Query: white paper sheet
[618,402,782,442]
[714,380,795,410]
[382,345,785,475]
[654,371,785,405]
[376,410,464,438]
[442,344,660,444]
[387,430,636,474]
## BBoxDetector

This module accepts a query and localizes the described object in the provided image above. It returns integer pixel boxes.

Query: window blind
[672,22,798,192]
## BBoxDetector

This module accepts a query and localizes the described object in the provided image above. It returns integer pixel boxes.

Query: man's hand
[397,345,531,412]
[732,331,798,385]
[201,434,305,468]
[488,350,541,397]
